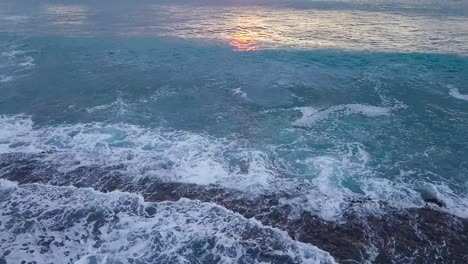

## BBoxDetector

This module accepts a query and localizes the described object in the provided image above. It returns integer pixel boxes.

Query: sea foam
[448,86,468,101]
[294,104,392,126]
[0,180,336,264]
[0,115,275,191]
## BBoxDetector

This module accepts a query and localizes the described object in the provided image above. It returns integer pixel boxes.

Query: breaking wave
[1,114,467,220]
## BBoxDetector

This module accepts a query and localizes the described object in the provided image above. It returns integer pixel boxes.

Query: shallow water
[0,0,467,263]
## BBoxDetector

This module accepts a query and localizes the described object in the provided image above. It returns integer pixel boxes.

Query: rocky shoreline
[1,153,468,263]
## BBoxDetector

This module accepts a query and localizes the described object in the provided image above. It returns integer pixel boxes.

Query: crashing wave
[1,114,467,221]
[0,179,335,264]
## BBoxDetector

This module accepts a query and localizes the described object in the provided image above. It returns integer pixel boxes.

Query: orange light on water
[229,31,259,51]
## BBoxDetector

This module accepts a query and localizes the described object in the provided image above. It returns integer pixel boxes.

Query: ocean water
[0,0,467,263]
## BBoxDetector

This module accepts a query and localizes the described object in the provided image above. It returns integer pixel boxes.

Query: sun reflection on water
[1,2,465,55]
[229,31,259,51]
[227,14,266,51]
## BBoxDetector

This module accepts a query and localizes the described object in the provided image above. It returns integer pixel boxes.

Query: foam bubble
[0,178,18,190]
[231,87,248,98]
[280,142,468,220]
[85,97,129,114]
[0,15,29,23]
[294,104,391,126]
[0,46,36,83]
[150,85,176,101]
[1,50,35,69]
[0,75,13,83]
[419,182,468,218]
[283,143,374,220]
[0,114,38,153]
[294,107,319,124]
[0,180,336,264]
[360,178,424,210]
[448,85,468,101]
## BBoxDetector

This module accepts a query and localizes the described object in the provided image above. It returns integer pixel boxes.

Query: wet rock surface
[1,153,468,263]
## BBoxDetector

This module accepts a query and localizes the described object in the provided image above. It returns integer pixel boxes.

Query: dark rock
[425,197,445,207]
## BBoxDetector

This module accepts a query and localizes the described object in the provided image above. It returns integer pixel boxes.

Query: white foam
[0,181,336,264]
[86,103,113,112]
[360,178,424,210]
[0,115,275,191]
[0,178,18,190]
[17,56,35,68]
[284,143,374,220]
[294,104,391,126]
[448,86,468,101]
[0,114,39,153]
[150,85,176,101]
[231,87,248,98]
[294,106,319,124]
[1,50,26,57]
[0,46,35,82]
[420,182,468,218]
[1,50,35,69]
[85,97,129,114]
[0,75,13,83]
[344,104,392,116]
[280,142,468,220]
[0,15,29,23]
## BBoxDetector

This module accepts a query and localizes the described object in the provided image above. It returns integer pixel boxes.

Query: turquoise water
[1,0,468,263]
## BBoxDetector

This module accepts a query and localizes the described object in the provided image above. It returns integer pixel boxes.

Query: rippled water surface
[1,0,467,263]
